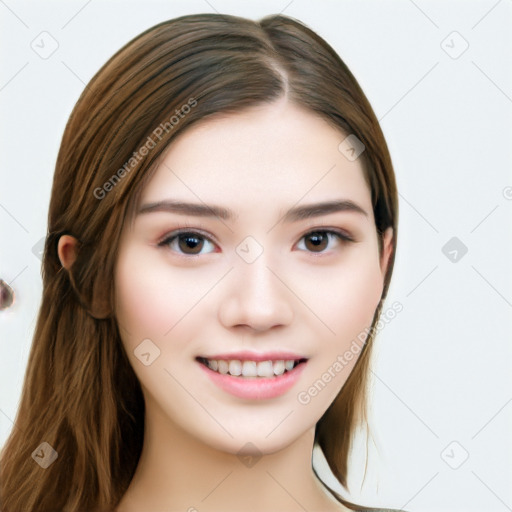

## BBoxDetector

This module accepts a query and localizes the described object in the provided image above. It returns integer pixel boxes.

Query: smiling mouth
[196,356,308,378]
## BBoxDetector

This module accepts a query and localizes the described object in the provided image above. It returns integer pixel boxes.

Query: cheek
[294,254,383,412]
[337,263,382,330]
[302,252,383,342]
[114,247,179,344]
[114,245,219,355]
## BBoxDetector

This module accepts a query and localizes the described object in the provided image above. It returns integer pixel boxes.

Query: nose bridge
[238,250,278,296]
[218,240,294,330]
[234,233,278,292]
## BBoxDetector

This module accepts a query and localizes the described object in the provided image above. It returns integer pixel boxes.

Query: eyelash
[157,224,355,258]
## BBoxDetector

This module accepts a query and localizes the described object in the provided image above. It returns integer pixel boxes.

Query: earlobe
[58,235,78,269]
[380,227,394,277]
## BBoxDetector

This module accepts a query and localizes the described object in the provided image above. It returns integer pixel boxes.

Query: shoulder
[357,509,409,512]
[342,498,409,512]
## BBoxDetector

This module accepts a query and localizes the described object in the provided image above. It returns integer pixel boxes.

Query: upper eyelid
[159,226,216,244]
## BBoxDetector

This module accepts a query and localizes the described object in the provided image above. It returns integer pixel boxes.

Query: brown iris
[178,233,204,255]
[303,231,329,252]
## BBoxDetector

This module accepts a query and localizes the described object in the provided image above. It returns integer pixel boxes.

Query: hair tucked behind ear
[0,12,397,511]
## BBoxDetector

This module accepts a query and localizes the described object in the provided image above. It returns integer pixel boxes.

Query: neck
[117,395,346,512]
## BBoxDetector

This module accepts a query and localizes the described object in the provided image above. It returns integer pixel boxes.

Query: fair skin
[59,99,393,512]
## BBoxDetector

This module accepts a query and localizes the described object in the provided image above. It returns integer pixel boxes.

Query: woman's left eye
[296,230,353,253]
[158,229,353,256]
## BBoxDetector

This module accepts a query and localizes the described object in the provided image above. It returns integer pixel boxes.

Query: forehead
[139,100,372,218]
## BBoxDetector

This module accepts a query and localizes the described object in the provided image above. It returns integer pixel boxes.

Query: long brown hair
[0,13,398,511]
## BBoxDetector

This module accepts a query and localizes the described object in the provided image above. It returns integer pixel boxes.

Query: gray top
[358,508,408,512]
[318,481,408,512]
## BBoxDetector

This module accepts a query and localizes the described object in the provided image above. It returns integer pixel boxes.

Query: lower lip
[197,360,308,400]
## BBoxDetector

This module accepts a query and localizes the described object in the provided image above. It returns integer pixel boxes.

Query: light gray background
[1,1,511,511]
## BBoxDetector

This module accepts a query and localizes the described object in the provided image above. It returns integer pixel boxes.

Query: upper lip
[198,351,308,362]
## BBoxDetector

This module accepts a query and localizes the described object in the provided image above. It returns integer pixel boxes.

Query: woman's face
[114,99,392,455]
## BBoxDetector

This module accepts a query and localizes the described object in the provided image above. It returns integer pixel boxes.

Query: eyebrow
[137,199,368,222]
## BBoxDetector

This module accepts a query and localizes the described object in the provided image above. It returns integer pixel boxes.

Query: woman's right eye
[158,231,217,256]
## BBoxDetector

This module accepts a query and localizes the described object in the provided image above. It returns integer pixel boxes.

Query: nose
[218,255,294,332]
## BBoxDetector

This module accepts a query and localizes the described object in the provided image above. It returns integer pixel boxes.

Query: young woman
[0,13,406,512]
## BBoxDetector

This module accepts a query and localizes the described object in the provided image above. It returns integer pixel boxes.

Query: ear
[57,235,111,318]
[58,235,78,269]
[380,227,394,278]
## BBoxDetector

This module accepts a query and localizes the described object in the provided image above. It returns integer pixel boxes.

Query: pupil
[307,232,327,251]
[179,234,202,254]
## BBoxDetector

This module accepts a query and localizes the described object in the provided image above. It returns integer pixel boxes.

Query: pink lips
[197,355,308,400]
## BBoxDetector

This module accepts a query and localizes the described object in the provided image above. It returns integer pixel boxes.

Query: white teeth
[218,360,229,374]
[204,358,301,377]
[242,360,257,377]
[273,360,285,375]
[228,360,242,376]
[257,361,274,378]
